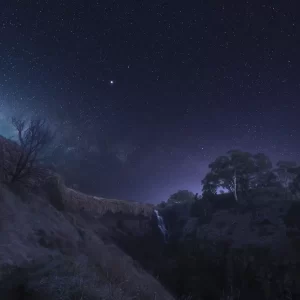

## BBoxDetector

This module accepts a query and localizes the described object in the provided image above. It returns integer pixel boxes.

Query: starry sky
[0,1,299,203]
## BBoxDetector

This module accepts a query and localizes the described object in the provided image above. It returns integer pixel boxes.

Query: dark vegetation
[2,119,300,300]
[144,150,300,299]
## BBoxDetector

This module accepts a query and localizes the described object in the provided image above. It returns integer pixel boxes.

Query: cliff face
[64,186,154,217]
[61,184,167,274]
[0,180,173,300]
[45,176,160,246]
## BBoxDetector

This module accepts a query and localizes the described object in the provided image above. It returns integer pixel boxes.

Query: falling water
[154,209,168,242]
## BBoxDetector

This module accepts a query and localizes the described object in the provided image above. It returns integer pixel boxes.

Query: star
[0,0,299,207]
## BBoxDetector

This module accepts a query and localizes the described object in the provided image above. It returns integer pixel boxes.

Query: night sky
[0,1,299,203]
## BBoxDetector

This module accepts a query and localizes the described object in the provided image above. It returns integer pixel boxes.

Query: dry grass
[0,252,174,300]
[39,171,154,218]
[63,186,154,217]
[77,228,174,300]
[0,134,171,299]
[0,182,173,300]
[0,134,154,217]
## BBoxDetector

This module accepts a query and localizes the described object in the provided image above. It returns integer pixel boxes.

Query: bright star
[110,80,114,85]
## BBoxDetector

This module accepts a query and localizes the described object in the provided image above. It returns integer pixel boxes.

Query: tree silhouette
[2,117,54,185]
[167,190,195,204]
[202,150,273,202]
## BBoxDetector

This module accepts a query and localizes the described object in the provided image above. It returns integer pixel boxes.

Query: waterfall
[154,209,168,242]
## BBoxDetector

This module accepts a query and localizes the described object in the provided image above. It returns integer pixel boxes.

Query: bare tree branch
[1,116,55,186]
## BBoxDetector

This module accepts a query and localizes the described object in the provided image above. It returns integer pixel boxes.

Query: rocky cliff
[0,179,174,300]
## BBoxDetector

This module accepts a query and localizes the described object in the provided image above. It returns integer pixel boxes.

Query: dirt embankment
[0,181,173,300]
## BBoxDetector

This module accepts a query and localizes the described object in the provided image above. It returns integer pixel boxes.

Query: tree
[202,171,219,196]
[2,117,54,185]
[254,171,280,189]
[250,153,273,185]
[167,190,195,204]
[274,161,297,197]
[202,150,273,202]
[287,166,300,198]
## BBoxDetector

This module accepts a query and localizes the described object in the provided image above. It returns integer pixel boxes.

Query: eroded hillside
[0,179,174,300]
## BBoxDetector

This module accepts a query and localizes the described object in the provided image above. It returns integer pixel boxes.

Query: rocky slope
[0,179,174,300]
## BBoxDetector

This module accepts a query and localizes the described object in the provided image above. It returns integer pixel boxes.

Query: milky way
[0,2,299,203]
